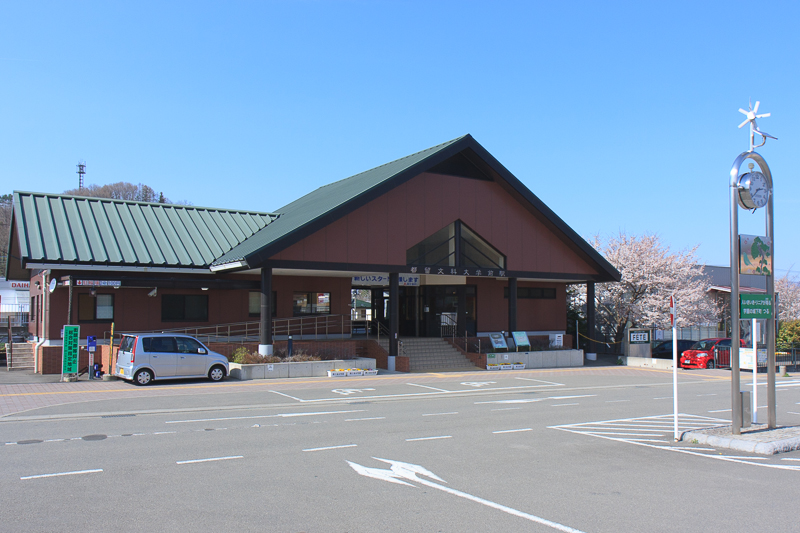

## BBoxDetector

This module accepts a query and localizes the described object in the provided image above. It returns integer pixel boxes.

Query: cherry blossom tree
[776,272,800,322]
[583,232,720,351]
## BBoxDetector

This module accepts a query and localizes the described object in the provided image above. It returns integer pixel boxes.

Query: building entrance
[399,285,476,337]
[351,285,476,338]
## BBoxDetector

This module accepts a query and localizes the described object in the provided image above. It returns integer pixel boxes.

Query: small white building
[0,278,30,327]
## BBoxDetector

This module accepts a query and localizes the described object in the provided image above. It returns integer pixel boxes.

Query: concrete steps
[379,337,477,371]
[6,343,35,370]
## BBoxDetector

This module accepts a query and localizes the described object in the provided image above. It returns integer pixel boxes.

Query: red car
[680,338,745,369]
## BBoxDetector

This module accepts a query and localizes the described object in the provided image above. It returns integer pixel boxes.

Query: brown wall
[272,172,596,276]
[39,274,353,340]
[476,279,567,332]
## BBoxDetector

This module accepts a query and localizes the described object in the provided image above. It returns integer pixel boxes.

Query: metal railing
[109,314,355,345]
[714,347,800,371]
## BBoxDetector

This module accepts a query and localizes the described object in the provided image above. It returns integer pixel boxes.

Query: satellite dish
[48,278,57,293]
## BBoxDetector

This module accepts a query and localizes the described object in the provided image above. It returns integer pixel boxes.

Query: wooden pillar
[508,277,518,333]
[389,273,399,358]
[259,267,273,356]
[586,282,596,354]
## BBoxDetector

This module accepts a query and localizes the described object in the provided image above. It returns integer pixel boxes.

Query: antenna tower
[77,161,86,190]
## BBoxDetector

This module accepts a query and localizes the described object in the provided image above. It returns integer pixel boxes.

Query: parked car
[651,340,696,359]
[116,333,229,385]
[680,338,746,369]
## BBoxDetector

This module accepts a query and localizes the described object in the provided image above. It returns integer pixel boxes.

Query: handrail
[106,314,354,344]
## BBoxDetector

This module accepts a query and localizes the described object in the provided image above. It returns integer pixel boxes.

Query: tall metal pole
[730,168,742,434]
[766,173,776,428]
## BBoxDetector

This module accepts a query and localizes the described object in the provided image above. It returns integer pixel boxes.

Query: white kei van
[116,333,228,385]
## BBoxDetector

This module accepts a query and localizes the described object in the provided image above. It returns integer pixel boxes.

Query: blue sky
[2,1,798,275]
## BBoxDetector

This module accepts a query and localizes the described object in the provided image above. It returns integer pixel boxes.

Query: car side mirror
[198,348,207,354]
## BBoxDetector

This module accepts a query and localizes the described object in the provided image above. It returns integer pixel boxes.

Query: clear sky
[2,1,798,275]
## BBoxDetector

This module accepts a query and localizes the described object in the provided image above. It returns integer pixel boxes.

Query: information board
[62,325,80,374]
[512,331,530,351]
[488,333,508,350]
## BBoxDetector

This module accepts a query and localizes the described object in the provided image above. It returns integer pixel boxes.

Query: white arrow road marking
[461,382,496,387]
[348,458,587,533]
[332,388,376,395]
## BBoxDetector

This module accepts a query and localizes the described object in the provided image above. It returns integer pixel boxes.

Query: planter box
[487,365,500,370]
[500,364,513,370]
[513,364,525,370]
[346,370,364,376]
[230,358,376,380]
[363,369,378,376]
[327,370,347,377]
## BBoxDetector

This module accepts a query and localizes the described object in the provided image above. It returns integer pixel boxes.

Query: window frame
[77,293,115,322]
[161,294,209,322]
[503,287,557,299]
[292,291,331,316]
[249,291,278,318]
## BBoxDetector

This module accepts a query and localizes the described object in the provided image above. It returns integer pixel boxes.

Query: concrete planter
[229,358,377,380]
[485,350,584,370]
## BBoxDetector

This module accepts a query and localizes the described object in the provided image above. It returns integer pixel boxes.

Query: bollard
[780,365,786,375]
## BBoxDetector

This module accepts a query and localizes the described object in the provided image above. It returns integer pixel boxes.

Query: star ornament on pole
[738,100,777,151]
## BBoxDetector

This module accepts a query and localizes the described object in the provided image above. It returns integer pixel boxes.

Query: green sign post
[62,325,80,376]
[740,293,773,319]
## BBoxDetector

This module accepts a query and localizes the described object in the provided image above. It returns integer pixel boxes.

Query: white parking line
[513,378,564,386]
[406,436,452,442]
[165,410,364,424]
[21,469,103,480]
[177,456,243,464]
[493,428,532,434]
[303,444,358,452]
[422,412,458,417]
[605,400,630,403]
[708,409,732,413]
[552,403,579,407]
[345,417,385,421]
[407,383,449,392]
[491,407,522,411]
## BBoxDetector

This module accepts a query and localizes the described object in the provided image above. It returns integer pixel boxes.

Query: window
[504,287,557,299]
[249,291,277,317]
[161,294,208,321]
[143,336,177,352]
[293,292,330,316]
[407,221,505,270]
[176,337,205,354]
[78,294,115,321]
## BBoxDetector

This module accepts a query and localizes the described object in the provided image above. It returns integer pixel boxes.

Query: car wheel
[134,369,153,386]
[706,360,715,370]
[208,365,225,382]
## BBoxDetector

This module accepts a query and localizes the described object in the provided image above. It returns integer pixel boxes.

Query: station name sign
[739,293,773,319]
[409,266,506,277]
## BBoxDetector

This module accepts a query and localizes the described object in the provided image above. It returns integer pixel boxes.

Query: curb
[681,430,800,455]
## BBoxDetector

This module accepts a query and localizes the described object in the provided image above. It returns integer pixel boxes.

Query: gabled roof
[8,192,278,272]
[211,135,468,269]
[212,134,620,282]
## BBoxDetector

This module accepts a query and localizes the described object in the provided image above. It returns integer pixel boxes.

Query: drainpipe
[33,270,50,374]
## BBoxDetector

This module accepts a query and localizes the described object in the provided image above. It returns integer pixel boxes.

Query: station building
[4,134,619,372]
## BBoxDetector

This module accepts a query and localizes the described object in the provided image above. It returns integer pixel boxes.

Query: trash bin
[741,390,751,428]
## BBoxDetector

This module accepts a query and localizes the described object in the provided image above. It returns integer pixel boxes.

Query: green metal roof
[212,135,469,268]
[10,192,278,270]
